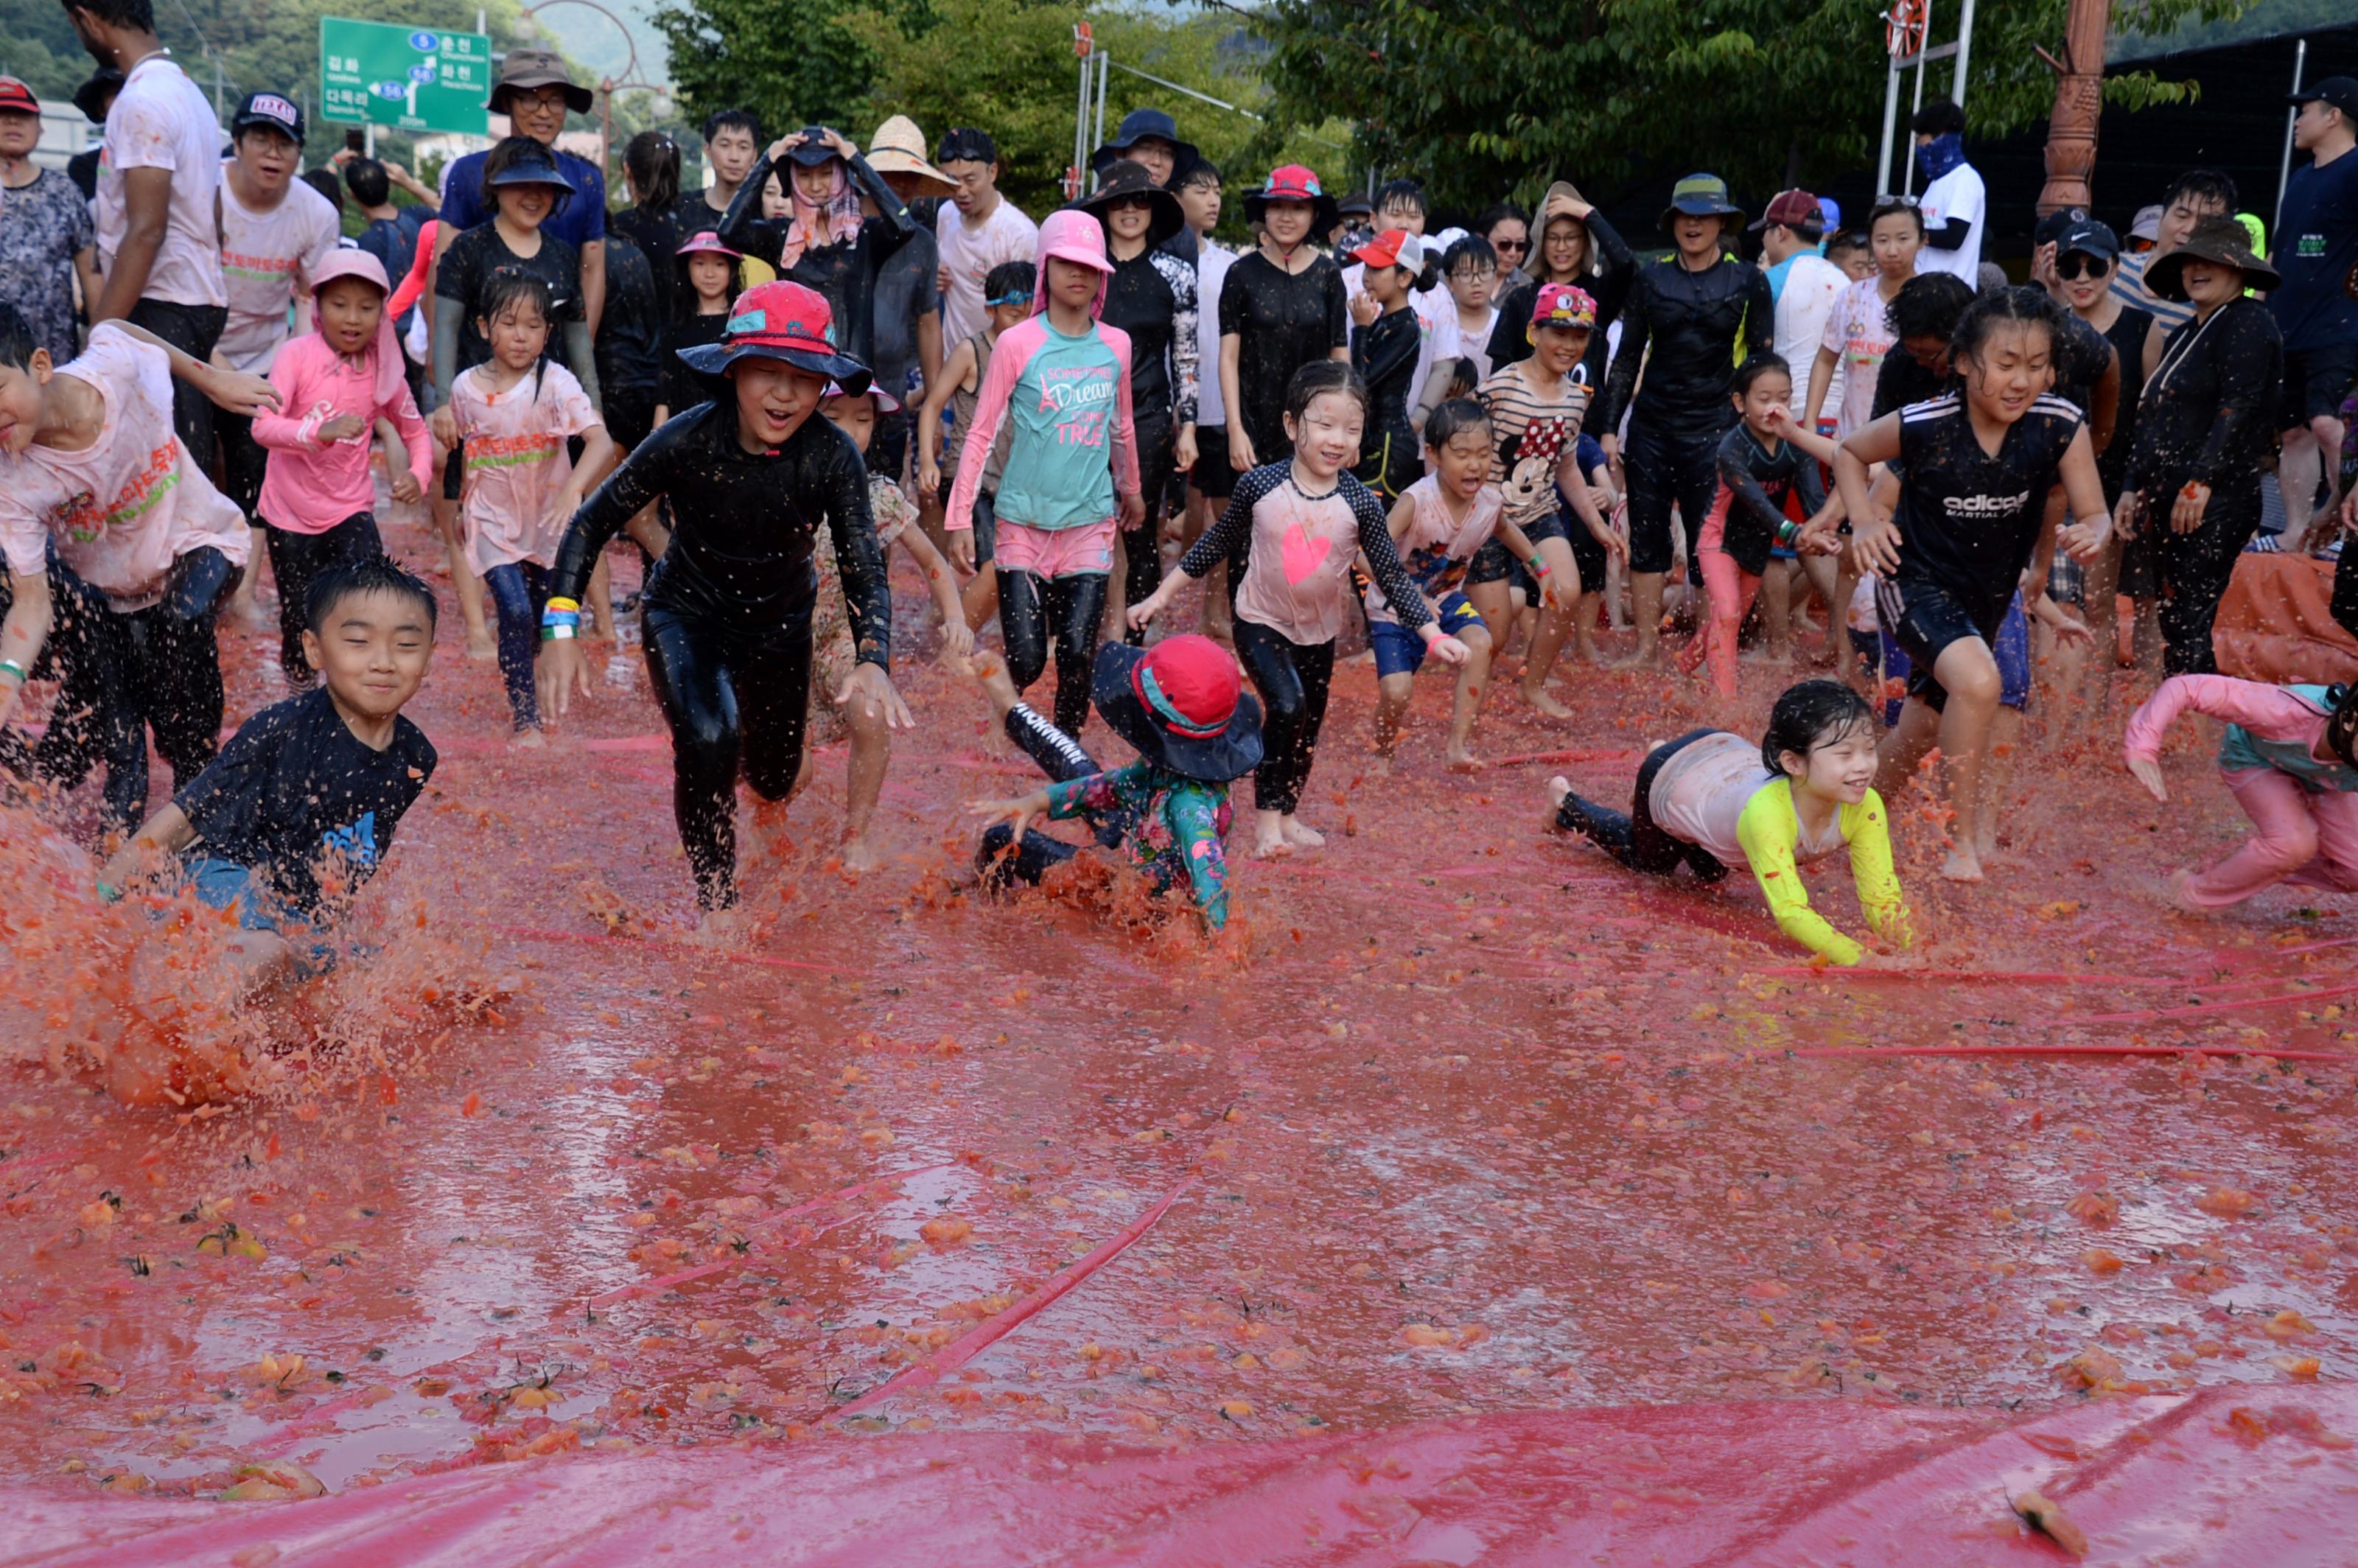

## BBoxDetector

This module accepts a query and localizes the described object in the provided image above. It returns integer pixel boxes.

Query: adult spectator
[2110,169,2236,344]
[1091,107,1201,261]
[346,155,438,287]
[934,127,1036,343]
[863,114,951,480]
[63,0,228,455]
[1909,99,1985,284]
[1754,189,1844,416]
[716,125,915,375]
[678,108,760,238]
[2272,77,2358,544]
[65,67,120,200]
[0,75,99,364]
[433,49,606,332]
[214,91,340,630]
[1595,172,1773,665]
[613,130,687,326]
[1488,180,1633,385]
[1476,203,1530,279]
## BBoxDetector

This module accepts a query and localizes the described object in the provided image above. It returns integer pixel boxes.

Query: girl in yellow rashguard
[1546,679,1912,965]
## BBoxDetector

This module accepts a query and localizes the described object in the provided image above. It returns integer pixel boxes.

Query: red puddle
[3,500,2357,1560]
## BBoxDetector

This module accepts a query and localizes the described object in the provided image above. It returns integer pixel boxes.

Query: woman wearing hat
[1220,165,1350,474]
[432,48,606,334]
[864,115,956,483]
[536,280,910,923]
[2116,216,2285,676]
[965,635,1259,930]
[717,126,917,374]
[1082,160,1198,643]
[1595,173,1774,667]
[1488,178,1634,385]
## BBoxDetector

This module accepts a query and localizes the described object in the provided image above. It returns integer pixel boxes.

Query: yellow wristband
[543,596,581,614]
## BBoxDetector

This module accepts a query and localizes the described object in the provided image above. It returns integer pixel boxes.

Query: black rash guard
[549,398,892,668]
[2125,295,2285,497]
[1487,210,1637,382]
[1099,245,1199,427]
[716,152,917,371]
[1595,254,1775,440]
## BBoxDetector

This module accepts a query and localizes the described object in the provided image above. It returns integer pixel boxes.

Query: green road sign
[320,18,493,136]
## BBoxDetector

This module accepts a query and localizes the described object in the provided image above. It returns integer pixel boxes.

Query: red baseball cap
[1349,229,1431,273]
[0,77,40,115]
[1748,189,1822,233]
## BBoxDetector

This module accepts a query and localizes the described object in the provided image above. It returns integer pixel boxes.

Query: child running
[451,271,615,744]
[94,555,438,1105]
[1368,398,1564,771]
[920,260,1030,629]
[812,382,971,870]
[1547,679,1912,966]
[1680,354,1844,700]
[1836,287,2109,883]
[2124,675,2358,909]
[964,634,1259,930]
[945,210,1144,737]
[536,281,908,925]
[1130,361,1469,856]
[249,251,430,686]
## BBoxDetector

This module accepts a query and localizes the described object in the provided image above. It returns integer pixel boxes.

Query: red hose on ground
[2065,979,2358,1025]
[831,1177,1195,1419]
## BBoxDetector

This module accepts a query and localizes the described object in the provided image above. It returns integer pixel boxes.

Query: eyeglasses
[1449,265,1498,281]
[1872,193,1922,208]
[2054,253,2111,281]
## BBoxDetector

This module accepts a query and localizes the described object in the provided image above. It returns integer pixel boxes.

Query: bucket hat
[487,141,577,203]
[1660,172,1746,234]
[866,115,955,197]
[1078,159,1184,251]
[1089,108,1199,183]
[1243,164,1339,235]
[489,46,592,115]
[676,279,871,393]
[1092,637,1263,782]
[2144,214,2281,300]
[71,67,122,125]
[676,229,742,260]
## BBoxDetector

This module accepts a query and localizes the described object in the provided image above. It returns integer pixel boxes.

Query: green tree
[652,0,923,138]
[1240,0,2249,214]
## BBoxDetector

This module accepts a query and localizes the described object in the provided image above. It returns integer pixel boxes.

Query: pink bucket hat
[306,248,408,407]
[309,247,391,298]
[1032,207,1114,318]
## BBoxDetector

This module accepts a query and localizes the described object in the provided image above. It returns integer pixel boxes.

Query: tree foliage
[1242,0,2250,213]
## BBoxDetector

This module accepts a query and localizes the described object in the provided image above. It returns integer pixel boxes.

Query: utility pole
[2035,0,2110,215]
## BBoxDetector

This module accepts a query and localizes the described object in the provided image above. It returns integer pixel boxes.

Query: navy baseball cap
[232,91,304,144]
[2057,219,2119,261]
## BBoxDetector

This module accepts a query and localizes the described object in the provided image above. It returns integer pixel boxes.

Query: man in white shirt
[1909,99,1985,284]
[934,127,1038,343]
[62,0,227,455]
[1752,189,1845,414]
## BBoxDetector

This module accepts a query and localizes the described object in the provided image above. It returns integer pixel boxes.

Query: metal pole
[1878,57,1903,197]
[1091,49,1108,189]
[2276,38,2308,238]
[1951,0,1977,111]
[365,123,376,157]
[1903,0,1934,196]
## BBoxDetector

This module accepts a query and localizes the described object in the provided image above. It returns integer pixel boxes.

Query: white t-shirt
[1915,164,1987,284]
[452,361,601,573]
[1427,304,1500,401]
[216,172,342,374]
[936,197,1039,344]
[1771,253,1846,413]
[0,324,248,610]
[1819,276,1898,440]
[1195,239,1235,427]
[97,55,226,310]
[1648,731,1844,870]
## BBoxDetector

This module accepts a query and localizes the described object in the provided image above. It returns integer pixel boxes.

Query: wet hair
[1284,359,1369,425]
[1729,352,1793,399]
[477,267,555,329]
[982,259,1033,307]
[1883,271,1975,343]
[1762,679,1876,776]
[1867,198,1925,238]
[2162,167,2238,214]
[625,130,680,211]
[1911,99,1965,139]
[306,553,438,634]
[1375,178,1427,219]
[2327,684,2358,769]
[1442,234,1497,277]
[702,108,761,145]
[1175,157,1220,191]
[1823,228,1868,260]
[60,0,153,30]
[1423,396,1491,451]
[0,303,39,371]
[1951,284,2064,367]
[482,135,569,209]
[301,169,343,217]
[343,157,390,208]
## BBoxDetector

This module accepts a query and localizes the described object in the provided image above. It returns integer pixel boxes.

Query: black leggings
[643,598,814,911]
[975,701,1128,888]
[1554,727,1731,881]
[1121,416,1175,646]
[998,569,1107,737]
[2154,481,2259,676]
[1231,618,1335,816]
[265,511,382,682]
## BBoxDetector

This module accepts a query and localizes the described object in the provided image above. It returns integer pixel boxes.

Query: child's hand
[837,663,914,732]
[389,469,423,505]
[1348,290,1379,328]
[536,637,593,724]
[2126,753,2169,802]
[1118,489,1147,531]
[204,367,281,417]
[1850,517,1903,577]
[966,794,1037,842]
[316,413,367,444]
[1424,632,1471,666]
[937,617,975,665]
[917,458,941,499]
[949,530,976,573]
[2058,511,2111,562]
[430,405,459,450]
[1127,586,1170,631]
[1760,402,1798,440]
[1230,427,1258,472]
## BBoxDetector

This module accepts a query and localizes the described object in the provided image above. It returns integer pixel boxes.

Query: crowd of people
[4,0,2358,1086]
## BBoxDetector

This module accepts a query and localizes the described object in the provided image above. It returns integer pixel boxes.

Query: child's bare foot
[1517,679,1575,719]
[1544,774,1572,816]
[1279,815,1325,850]
[511,727,547,750]
[2163,867,2200,911]
[1253,815,1292,858]
[1939,845,1985,883]
[1607,643,1661,671]
[466,626,497,662]
[1575,635,1601,665]
[1368,752,1396,777]
[226,594,272,634]
[1445,744,1484,774]
[692,903,748,942]
[839,833,883,874]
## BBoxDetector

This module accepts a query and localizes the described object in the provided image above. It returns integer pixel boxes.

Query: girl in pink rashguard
[2123,676,2358,909]
[945,208,1143,738]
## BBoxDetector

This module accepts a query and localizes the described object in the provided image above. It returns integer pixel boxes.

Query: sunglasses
[2054,253,2112,280]
[1492,239,1528,255]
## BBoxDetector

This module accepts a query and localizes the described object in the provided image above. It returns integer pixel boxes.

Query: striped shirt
[1477,362,1591,530]
[2108,251,2195,335]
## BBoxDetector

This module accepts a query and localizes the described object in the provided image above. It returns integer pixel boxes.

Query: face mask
[1916,132,1965,185]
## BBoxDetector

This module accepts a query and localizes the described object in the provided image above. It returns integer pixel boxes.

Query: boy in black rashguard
[1346,228,1430,500]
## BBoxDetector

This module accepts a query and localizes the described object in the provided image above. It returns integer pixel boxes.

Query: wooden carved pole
[2036,0,2113,214]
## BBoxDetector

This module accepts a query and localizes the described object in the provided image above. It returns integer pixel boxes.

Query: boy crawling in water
[99,556,438,1102]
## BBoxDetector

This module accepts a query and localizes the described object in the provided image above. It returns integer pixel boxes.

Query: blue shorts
[1875,592,2030,723]
[183,858,337,972]
[1369,591,1484,677]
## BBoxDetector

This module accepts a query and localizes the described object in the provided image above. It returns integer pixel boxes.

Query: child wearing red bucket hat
[537,279,912,923]
[945,209,1145,738]
[965,634,1259,928]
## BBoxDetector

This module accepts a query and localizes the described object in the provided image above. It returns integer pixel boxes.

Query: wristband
[96,880,122,904]
[539,623,578,642]
[542,596,581,615]
[1776,519,1801,547]
[1529,560,1551,577]
[0,659,26,685]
